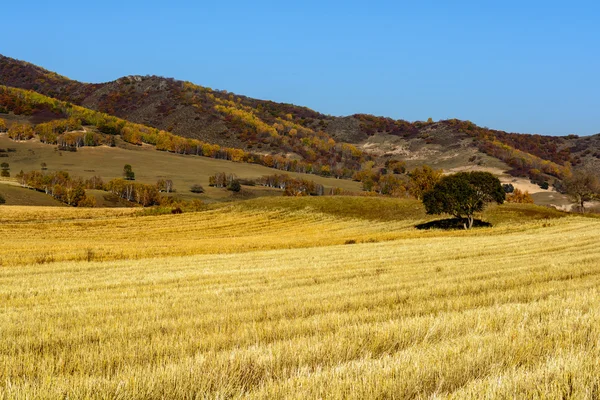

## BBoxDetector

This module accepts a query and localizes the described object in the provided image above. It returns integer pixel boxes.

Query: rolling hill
[2,54,599,178]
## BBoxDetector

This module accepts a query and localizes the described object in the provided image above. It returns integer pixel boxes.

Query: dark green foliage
[0,193,5,204]
[227,179,241,192]
[123,164,135,181]
[1,161,9,177]
[422,172,505,229]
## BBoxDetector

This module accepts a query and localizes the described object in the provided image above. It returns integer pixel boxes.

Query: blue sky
[1,1,599,135]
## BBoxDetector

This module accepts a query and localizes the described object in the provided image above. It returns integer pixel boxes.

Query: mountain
[1,54,599,180]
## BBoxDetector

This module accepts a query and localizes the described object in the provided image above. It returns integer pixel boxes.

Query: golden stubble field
[1,198,599,399]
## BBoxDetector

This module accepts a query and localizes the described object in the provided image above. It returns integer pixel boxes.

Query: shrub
[502,183,515,193]
[506,189,534,204]
[123,164,135,180]
[227,179,241,192]
[190,184,205,193]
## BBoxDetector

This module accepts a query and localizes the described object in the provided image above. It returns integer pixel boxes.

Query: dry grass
[0,199,567,267]
[0,182,65,207]
[1,200,599,398]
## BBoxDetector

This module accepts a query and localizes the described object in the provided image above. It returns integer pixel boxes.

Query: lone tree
[423,171,505,229]
[123,164,135,180]
[563,169,599,213]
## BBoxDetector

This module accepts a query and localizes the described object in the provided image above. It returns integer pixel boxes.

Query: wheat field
[1,198,600,399]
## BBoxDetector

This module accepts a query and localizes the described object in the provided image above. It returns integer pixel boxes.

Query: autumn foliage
[0,85,365,179]
[506,189,534,204]
[16,170,96,207]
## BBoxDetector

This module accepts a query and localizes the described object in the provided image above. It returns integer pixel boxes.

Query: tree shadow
[415,218,492,230]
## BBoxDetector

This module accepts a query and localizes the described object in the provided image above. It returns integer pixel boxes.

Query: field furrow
[1,202,599,398]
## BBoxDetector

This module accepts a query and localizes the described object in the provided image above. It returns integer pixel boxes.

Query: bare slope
[0,181,64,206]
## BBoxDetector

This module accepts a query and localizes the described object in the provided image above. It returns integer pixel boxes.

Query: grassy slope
[0,135,361,203]
[0,197,568,267]
[0,181,64,206]
[0,200,598,398]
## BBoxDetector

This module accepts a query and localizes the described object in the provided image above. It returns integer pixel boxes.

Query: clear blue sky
[1,1,599,136]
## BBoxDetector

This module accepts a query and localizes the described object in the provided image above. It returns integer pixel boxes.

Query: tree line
[254,174,326,196]
[16,170,96,207]
[14,165,169,207]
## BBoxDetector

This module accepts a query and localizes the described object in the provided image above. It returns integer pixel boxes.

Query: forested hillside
[0,85,365,178]
[1,54,599,180]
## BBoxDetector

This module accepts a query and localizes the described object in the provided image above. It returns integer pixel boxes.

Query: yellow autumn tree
[408,165,443,200]
[506,188,534,203]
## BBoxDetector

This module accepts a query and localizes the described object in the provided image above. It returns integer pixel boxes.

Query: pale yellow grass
[0,205,417,266]
[0,200,567,267]
[1,205,599,398]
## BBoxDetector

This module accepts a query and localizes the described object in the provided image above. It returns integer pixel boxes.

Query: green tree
[1,162,9,178]
[422,171,505,229]
[123,164,135,180]
[227,179,241,192]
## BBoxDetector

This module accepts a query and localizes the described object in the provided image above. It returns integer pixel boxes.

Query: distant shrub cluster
[189,184,204,193]
[255,174,325,196]
[105,179,160,207]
